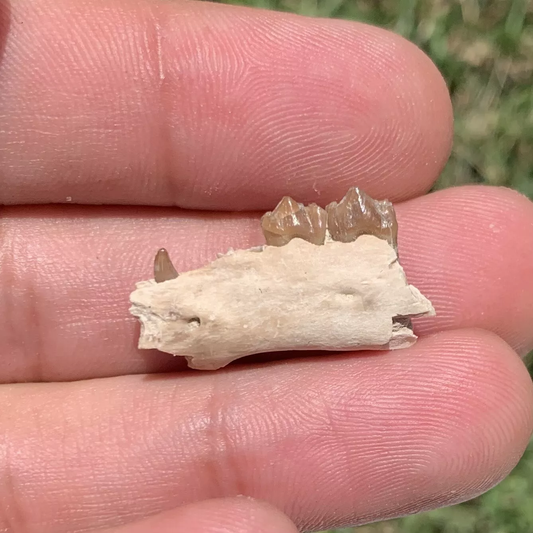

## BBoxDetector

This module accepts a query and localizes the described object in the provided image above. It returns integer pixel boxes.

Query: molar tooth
[326,187,398,251]
[261,196,327,246]
[154,248,179,283]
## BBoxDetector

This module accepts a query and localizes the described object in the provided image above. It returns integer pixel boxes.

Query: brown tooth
[154,248,179,283]
[261,196,327,246]
[326,187,398,251]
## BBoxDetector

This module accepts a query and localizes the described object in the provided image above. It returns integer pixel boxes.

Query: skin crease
[0,0,531,532]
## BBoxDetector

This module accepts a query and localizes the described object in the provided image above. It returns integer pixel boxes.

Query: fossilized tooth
[326,187,398,251]
[154,248,179,283]
[261,196,327,246]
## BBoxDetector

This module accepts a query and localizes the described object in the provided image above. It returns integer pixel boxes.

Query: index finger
[0,0,452,209]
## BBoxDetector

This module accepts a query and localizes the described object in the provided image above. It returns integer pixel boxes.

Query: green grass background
[215,1,533,531]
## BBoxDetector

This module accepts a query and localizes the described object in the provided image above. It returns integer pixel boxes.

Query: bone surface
[130,233,435,370]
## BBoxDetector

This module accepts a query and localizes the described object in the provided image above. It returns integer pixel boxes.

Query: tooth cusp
[261,187,398,251]
[261,196,327,246]
[154,248,179,283]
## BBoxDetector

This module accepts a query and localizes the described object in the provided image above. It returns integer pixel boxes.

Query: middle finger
[0,185,532,382]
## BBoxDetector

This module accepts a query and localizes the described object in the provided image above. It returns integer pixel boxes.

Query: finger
[0,0,452,208]
[0,330,531,533]
[97,498,298,533]
[1,185,533,382]
[400,186,533,356]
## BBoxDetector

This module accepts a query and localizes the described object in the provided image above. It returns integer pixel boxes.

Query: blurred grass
[214,0,533,531]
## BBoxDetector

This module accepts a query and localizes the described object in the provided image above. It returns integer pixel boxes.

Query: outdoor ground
[216,1,533,531]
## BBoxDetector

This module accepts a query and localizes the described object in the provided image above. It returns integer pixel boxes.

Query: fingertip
[426,328,533,471]
[158,3,455,207]
[400,185,533,355]
[302,328,533,525]
[332,20,454,201]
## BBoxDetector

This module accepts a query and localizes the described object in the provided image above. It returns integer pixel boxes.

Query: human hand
[1,0,532,532]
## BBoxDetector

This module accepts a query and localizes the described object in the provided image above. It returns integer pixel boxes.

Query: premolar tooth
[325,187,398,251]
[261,196,327,246]
[154,248,179,283]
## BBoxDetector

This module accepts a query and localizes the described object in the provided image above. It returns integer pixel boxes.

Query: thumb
[95,497,300,533]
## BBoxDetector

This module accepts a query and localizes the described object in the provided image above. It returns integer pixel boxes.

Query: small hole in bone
[339,289,357,296]
[337,287,362,298]
[188,317,201,327]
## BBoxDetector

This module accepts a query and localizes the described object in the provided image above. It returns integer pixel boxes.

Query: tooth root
[326,187,398,251]
[154,248,179,283]
[261,196,327,246]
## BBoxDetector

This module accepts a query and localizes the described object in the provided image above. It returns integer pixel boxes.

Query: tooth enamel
[154,248,179,283]
[326,187,398,251]
[261,196,327,246]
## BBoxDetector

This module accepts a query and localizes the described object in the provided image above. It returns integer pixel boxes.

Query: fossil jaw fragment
[130,188,435,370]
